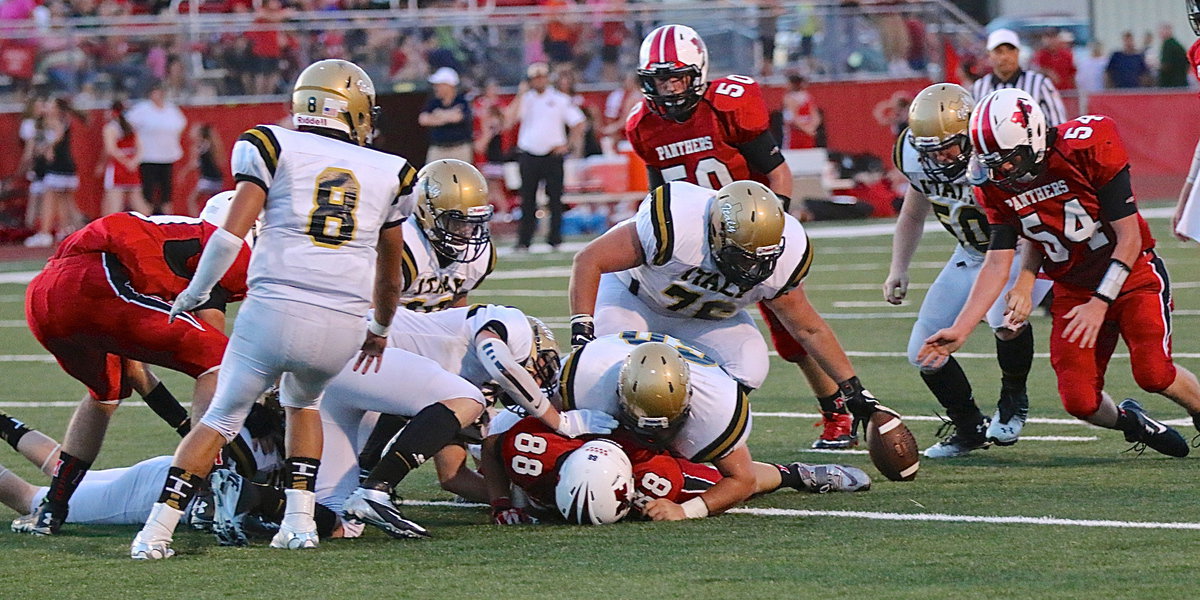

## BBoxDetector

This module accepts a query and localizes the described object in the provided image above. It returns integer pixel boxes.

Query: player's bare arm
[1004,239,1042,327]
[356,224,404,374]
[480,433,535,524]
[1061,212,1142,349]
[643,444,756,521]
[763,287,856,383]
[884,186,932,304]
[917,245,1015,366]
[568,221,646,344]
[765,161,793,200]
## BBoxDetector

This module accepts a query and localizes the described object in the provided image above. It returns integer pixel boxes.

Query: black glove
[570,314,596,348]
[838,376,900,436]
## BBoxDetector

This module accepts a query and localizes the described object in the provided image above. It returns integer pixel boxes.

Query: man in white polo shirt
[504,62,586,251]
[125,83,188,215]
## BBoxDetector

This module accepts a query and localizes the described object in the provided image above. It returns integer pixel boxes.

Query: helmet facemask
[711,229,785,290]
[980,144,1045,194]
[914,132,973,184]
[1190,0,1200,36]
[616,400,690,449]
[638,67,704,123]
[428,206,493,263]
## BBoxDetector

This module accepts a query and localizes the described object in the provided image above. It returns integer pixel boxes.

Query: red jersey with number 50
[626,75,771,190]
[499,417,720,511]
[977,115,1154,290]
[53,212,251,304]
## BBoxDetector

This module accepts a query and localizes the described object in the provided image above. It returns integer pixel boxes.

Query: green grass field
[1,208,1198,599]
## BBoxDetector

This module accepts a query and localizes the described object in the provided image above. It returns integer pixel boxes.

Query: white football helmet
[200,191,261,247]
[555,440,635,525]
[637,24,709,121]
[969,88,1047,192]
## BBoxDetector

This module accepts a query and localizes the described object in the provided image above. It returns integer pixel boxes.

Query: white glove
[882,271,908,305]
[168,286,210,323]
[555,409,618,438]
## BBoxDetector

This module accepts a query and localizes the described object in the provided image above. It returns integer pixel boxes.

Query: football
[866,411,920,481]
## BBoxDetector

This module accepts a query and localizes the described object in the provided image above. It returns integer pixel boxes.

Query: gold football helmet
[291,59,377,146]
[617,342,692,444]
[907,83,974,183]
[526,316,560,396]
[708,181,786,289]
[415,159,493,262]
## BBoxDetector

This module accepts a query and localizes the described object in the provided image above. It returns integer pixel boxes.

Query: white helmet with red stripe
[969,88,1048,192]
[554,439,635,525]
[637,24,709,121]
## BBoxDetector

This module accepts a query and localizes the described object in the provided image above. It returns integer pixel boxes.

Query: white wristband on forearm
[681,497,710,519]
[368,315,390,337]
[1093,259,1131,304]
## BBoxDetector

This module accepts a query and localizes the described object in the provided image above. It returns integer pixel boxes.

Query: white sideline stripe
[0,320,25,327]
[399,499,1200,531]
[724,507,1200,530]
[1022,436,1098,442]
[833,301,905,308]
[751,411,1193,427]
[476,289,569,297]
[0,295,23,302]
[798,448,870,455]
[0,355,56,362]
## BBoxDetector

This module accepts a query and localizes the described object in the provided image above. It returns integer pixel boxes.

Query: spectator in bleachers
[782,73,821,149]
[542,0,578,70]
[26,97,84,247]
[1106,31,1150,88]
[125,82,187,214]
[472,80,507,165]
[1157,23,1189,88]
[97,100,148,216]
[1034,30,1076,91]
[419,67,474,165]
[600,73,638,153]
[247,0,288,95]
[596,0,627,82]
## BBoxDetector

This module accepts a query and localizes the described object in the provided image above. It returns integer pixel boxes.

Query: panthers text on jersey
[55,211,250,309]
[498,417,720,513]
[559,332,750,463]
[976,115,1155,290]
[398,219,497,312]
[388,304,533,386]
[615,181,812,320]
[232,125,417,316]
[892,128,991,254]
[626,75,772,190]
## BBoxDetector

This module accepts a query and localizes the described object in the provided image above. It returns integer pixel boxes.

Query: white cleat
[987,391,1029,446]
[130,531,175,560]
[269,524,319,550]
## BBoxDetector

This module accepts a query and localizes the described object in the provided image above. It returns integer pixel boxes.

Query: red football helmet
[637,24,709,122]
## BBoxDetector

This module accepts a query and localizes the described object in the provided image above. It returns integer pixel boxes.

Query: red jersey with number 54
[977,115,1154,289]
[626,75,771,190]
[499,417,720,511]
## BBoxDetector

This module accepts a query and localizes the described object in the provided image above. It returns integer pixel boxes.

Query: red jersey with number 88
[625,75,771,190]
[977,115,1154,290]
[499,417,720,512]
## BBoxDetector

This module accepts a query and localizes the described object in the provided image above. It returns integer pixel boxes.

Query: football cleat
[987,390,1029,446]
[923,418,990,458]
[1119,399,1189,458]
[812,411,857,449]
[790,463,871,493]
[269,523,319,550]
[342,487,430,539]
[210,469,249,547]
[186,488,216,532]
[130,531,175,560]
[11,499,67,536]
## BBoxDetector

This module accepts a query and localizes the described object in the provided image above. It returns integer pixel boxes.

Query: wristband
[1093,259,1131,304]
[681,497,709,519]
[368,316,391,337]
[570,314,594,327]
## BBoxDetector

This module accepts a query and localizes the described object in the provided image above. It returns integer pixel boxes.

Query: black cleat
[1119,399,1188,458]
[12,498,67,536]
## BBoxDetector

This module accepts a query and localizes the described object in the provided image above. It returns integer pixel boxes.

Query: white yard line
[398,499,1200,531]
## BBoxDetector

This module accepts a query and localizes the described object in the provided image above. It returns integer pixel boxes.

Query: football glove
[491,498,538,525]
[838,376,900,436]
[570,314,595,348]
[556,409,618,438]
[168,287,209,323]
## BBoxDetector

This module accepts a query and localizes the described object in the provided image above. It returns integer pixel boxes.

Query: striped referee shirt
[971,68,1068,126]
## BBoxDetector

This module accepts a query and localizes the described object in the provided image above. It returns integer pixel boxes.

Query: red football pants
[758,301,808,362]
[1049,253,1176,419]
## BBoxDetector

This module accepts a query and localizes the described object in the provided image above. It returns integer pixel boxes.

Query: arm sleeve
[988,224,1018,251]
[476,337,550,419]
[737,130,786,175]
[1097,166,1136,221]
[188,227,244,296]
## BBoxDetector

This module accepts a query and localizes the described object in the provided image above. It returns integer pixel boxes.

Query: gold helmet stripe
[648,184,675,266]
[692,385,750,463]
[892,126,910,172]
[558,346,585,411]
[775,232,814,298]
[398,162,419,197]
[400,241,418,291]
[240,126,281,176]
